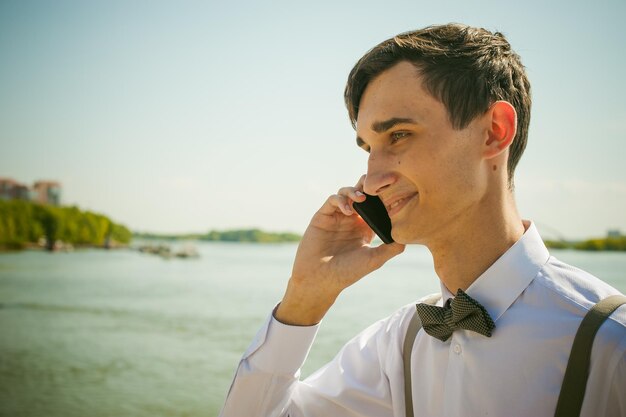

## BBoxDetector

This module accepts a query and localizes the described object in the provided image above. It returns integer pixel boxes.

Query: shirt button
[453,344,462,354]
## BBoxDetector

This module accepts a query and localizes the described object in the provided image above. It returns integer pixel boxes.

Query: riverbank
[544,236,626,251]
[133,228,301,243]
[0,241,129,253]
[5,237,626,252]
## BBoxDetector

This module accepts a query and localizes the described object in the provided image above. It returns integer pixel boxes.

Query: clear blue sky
[1,0,624,239]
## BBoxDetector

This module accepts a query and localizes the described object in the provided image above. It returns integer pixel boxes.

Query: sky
[1,0,625,240]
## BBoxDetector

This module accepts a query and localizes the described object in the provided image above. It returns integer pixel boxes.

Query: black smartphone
[352,194,394,244]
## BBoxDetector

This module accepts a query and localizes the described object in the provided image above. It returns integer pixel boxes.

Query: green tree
[0,200,132,250]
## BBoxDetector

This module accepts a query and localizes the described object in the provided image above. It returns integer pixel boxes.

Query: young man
[220,24,625,417]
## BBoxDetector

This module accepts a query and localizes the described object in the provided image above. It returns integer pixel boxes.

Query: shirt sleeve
[219,309,397,417]
[218,310,319,417]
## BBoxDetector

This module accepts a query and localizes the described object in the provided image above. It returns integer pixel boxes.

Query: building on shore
[0,177,62,206]
[31,181,62,206]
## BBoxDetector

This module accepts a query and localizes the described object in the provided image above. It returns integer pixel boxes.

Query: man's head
[345,24,531,189]
[345,24,530,244]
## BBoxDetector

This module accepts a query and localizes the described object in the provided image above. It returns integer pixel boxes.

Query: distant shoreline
[0,241,130,253]
[4,229,625,252]
[544,237,626,252]
[133,229,301,244]
[132,232,626,251]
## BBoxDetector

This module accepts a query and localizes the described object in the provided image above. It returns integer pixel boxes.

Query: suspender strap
[403,312,422,417]
[403,294,440,417]
[554,294,626,417]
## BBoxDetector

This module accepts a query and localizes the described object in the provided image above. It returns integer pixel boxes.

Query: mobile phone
[352,194,394,244]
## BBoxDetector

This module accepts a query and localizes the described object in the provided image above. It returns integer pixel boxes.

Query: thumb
[367,242,405,271]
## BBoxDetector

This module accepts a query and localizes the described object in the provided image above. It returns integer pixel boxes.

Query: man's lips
[384,192,419,217]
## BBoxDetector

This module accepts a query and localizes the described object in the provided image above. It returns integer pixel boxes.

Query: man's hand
[275,177,405,326]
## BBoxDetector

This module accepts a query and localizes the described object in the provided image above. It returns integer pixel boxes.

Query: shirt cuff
[244,308,320,375]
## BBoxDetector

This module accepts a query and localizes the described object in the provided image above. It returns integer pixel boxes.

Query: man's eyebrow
[371,117,418,133]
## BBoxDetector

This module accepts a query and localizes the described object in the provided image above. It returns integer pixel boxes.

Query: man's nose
[362,151,397,195]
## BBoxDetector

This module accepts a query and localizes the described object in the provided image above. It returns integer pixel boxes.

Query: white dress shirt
[219,221,626,417]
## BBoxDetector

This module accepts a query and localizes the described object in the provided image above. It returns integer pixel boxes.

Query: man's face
[356,61,490,245]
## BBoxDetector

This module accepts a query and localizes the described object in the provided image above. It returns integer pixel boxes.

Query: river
[1,242,625,416]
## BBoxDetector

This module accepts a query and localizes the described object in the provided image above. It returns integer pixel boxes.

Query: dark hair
[344,23,531,188]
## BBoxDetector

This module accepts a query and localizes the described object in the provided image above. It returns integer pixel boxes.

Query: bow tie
[415,289,495,342]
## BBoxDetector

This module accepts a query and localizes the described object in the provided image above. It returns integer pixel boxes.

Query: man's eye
[390,131,409,144]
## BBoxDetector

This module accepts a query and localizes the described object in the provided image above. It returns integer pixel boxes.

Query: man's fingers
[318,184,368,217]
[337,186,366,206]
[367,242,405,270]
[319,194,354,216]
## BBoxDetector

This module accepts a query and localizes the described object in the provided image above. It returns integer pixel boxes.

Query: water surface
[1,243,625,416]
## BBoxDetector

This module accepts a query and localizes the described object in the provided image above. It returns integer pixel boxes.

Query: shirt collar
[438,220,550,322]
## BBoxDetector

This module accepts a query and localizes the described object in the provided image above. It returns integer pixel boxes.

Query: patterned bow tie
[415,289,495,342]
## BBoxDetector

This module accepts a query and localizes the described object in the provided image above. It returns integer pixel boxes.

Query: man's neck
[426,193,525,294]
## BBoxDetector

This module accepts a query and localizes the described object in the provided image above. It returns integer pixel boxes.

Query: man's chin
[391,222,427,245]
[390,227,415,245]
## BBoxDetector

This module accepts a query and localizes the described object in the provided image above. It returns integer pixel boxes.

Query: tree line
[0,200,132,250]
[201,229,301,243]
[134,228,301,243]
[544,237,626,251]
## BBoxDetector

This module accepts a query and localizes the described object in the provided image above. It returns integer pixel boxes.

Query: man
[220,24,625,417]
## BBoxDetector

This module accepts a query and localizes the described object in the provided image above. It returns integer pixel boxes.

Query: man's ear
[484,101,517,159]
